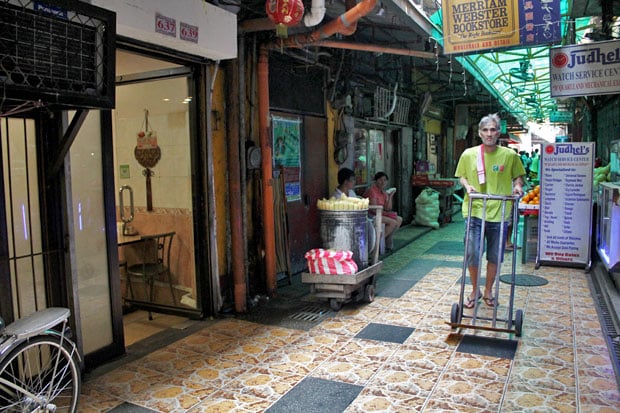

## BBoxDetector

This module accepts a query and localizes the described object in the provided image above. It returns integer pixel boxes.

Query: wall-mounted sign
[119,164,130,179]
[550,39,620,98]
[549,111,573,123]
[34,1,67,18]
[442,0,561,55]
[180,22,199,43]
[155,13,176,37]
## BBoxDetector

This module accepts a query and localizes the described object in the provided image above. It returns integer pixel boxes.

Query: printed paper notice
[538,142,594,267]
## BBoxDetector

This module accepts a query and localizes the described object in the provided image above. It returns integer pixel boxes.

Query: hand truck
[447,193,524,337]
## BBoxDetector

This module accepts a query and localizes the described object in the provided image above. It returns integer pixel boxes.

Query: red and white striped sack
[304,248,358,275]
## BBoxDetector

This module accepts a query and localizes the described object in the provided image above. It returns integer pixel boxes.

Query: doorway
[113,50,199,345]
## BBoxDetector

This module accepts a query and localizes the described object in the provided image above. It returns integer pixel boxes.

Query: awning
[531,132,553,144]
[500,133,522,145]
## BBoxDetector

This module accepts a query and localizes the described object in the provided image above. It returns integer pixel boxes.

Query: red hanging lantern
[265,0,304,38]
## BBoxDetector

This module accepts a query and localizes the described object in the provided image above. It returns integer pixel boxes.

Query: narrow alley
[80,215,620,412]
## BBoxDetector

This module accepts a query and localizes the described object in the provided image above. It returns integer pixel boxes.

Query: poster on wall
[272,116,302,202]
[537,142,595,269]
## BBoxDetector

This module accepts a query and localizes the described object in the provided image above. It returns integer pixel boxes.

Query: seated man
[363,171,402,251]
[333,167,358,199]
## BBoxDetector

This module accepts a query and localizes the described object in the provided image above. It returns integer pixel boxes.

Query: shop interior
[114,50,197,346]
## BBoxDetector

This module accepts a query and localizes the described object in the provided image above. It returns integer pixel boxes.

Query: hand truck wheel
[514,309,523,337]
[450,303,461,327]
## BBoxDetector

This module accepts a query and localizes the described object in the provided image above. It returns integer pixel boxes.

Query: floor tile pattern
[80,218,620,412]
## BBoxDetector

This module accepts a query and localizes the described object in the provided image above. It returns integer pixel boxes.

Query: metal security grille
[393,96,411,125]
[0,116,54,323]
[373,86,412,125]
[0,0,115,110]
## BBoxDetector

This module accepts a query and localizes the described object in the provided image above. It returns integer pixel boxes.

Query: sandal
[483,296,498,307]
[464,292,481,309]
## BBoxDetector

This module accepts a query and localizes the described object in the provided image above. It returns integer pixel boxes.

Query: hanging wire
[448,58,453,86]
[434,38,439,73]
[462,67,467,96]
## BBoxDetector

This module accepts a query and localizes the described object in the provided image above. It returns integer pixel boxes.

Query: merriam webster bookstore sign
[442,0,561,54]
[549,40,620,98]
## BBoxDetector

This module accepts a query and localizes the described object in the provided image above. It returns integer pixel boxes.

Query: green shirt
[455,145,526,222]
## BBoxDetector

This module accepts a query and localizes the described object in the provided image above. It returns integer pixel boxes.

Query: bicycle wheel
[0,335,80,412]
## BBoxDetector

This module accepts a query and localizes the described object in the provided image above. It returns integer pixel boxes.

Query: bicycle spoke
[0,336,79,412]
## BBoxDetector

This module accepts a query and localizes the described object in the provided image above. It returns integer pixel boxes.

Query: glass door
[114,51,199,322]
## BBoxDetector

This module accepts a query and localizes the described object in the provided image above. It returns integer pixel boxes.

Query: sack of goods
[304,248,358,275]
[415,188,440,229]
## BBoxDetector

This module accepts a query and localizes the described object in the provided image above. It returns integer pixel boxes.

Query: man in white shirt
[333,168,358,199]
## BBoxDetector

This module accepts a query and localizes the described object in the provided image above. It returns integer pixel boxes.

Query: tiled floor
[123,310,190,346]
[80,217,620,412]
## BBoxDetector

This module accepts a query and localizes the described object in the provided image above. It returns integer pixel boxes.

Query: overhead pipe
[272,0,378,49]
[258,0,378,297]
[339,0,360,36]
[311,40,436,59]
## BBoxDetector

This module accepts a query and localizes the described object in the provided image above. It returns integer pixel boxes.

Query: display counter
[519,204,539,264]
[597,182,620,275]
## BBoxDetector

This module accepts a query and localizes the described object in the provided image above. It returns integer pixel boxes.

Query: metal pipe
[312,40,436,59]
[258,45,278,297]
[226,58,247,313]
[119,185,134,235]
[238,32,250,305]
[270,0,378,48]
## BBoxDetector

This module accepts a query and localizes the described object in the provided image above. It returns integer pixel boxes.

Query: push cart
[302,206,383,311]
[447,193,524,337]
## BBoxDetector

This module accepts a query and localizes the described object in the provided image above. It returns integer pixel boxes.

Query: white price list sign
[537,142,595,269]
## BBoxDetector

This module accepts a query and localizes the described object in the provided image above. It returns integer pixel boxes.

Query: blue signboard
[519,0,561,46]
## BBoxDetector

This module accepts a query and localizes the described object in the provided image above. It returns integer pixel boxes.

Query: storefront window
[353,128,368,186]
[353,128,386,187]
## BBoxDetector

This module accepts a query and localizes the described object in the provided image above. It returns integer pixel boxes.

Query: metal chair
[126,232,176,320]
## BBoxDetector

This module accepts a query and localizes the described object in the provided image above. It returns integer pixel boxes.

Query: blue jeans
[464,217,508,266]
